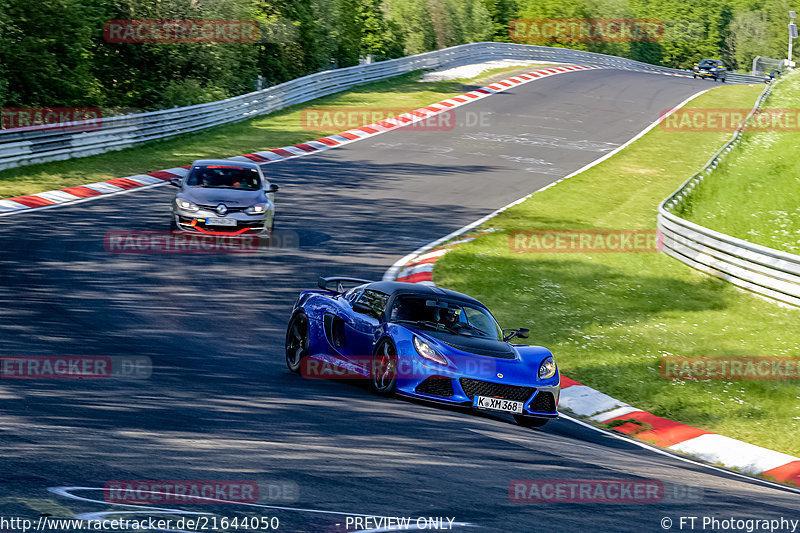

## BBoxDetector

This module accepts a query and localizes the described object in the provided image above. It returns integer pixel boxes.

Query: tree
[359,0,404,59]
[383,0,436,54]
[1,0,106,107]
[727,10,770,70]
[481,0,519,42]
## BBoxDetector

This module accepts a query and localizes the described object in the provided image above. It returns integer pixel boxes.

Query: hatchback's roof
[191,159,261,170]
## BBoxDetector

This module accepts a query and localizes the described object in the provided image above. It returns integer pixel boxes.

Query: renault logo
[215,203,228,216]
[497,373,503,379]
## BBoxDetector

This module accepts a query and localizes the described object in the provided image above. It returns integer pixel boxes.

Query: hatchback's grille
[198,205,247,213]
[459,378,535,402]
[529,391,556,414]
[415,376,454,397]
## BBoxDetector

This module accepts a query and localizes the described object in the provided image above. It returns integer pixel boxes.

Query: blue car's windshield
[389,295,502,340]
[186,165,262,190]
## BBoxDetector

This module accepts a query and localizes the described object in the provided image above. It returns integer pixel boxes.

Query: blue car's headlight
[413,336,447,365]
[538,356,557,380]
[176,198,199,212]
[245,203,266,215]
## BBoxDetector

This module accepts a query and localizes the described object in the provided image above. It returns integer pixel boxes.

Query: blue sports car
[285,277,560,427]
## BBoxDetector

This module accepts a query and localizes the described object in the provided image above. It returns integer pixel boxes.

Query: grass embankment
[0,63,555,199]
[677,70,800,253]
[434,82,800,457]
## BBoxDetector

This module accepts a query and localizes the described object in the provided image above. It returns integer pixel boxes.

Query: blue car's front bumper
[393,352,560,419]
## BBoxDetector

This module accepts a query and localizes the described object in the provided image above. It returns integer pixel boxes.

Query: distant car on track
[285,277,560,427]
[169,159,279,235]
[765,69,783,84]
[692,59,727,82]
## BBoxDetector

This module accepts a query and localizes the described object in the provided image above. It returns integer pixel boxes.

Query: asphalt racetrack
[0,69,797,532]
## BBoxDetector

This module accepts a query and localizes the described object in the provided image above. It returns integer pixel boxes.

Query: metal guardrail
[0,42,764,171]
[658,81,800,307]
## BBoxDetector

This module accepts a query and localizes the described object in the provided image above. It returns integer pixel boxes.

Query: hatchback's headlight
[413,336,447,365]
[176,198,198,212]
[245,203,266,215]
[538,356,557,380]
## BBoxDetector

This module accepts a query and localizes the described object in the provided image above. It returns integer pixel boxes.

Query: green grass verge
[676,70,800,253]
[0,63,556,199]
[434,82,800,457]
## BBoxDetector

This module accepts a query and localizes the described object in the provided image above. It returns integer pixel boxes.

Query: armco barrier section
[658,82,800,307]
[0,42,763,171]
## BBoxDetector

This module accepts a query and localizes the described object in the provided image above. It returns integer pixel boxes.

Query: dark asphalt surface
[0,69,797,532]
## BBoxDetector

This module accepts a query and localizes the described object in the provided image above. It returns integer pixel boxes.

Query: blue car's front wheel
[370,339,397,396]
[286,312,309,374]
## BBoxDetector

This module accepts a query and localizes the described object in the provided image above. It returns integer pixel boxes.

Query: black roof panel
[366,281,486,307]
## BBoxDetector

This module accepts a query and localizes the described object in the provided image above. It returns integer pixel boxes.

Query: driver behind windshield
[389,296,496,339]
[187,166,261,190]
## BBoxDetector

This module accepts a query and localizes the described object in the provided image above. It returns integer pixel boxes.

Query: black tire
[514,415,549,428]
[285,312,310,374]
[170,217,179,231]
[692,74,696,78]
[370,339,397,396]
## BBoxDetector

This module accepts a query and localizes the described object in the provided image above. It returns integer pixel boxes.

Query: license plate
[205,217,236,227]
[473,395,523,414]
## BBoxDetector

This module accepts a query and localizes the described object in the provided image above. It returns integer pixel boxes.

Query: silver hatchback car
[169,159,279,235]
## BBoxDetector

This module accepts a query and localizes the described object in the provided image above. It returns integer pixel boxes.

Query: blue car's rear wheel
[370,339,397,396]
[286,312,309,374]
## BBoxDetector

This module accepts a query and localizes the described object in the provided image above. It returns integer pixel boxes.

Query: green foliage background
[0,0,791,111]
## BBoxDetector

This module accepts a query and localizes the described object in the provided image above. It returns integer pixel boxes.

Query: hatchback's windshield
[698,59,718,67]
[186,165,262,190]
[389,295,502,340]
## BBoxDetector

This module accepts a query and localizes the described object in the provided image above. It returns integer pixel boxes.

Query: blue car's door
[342,289,389,366]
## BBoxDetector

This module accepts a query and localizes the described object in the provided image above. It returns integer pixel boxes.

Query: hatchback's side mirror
[169,178,182,187]
[268,183,279,193]
[517,328,530,339]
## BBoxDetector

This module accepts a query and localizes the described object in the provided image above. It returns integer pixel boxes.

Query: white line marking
[49,487,477,530]
[382,88,709,281]
[558,414,800,495]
